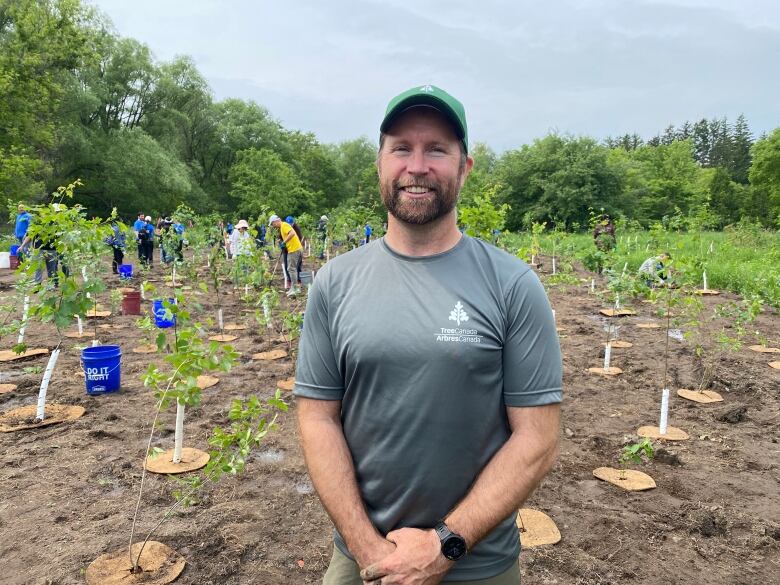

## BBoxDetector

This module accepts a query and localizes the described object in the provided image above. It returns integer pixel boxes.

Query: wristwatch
[434,521,468,561]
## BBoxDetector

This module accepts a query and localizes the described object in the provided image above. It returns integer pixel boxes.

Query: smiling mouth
[399,185,435,198]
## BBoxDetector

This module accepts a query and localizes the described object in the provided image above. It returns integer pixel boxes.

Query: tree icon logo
[449,302,469,327]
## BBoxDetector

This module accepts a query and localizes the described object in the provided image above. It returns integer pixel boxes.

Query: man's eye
[392,145,410,153]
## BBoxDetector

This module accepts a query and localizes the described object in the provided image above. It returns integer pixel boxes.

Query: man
[364,222,373,244]
[14,204,32,261]
[138,216,155,267]
[269,214,303,296]
[295,85,562,585]
[133,212,146,262]
[638,252,671,286]
[286,216,304,284]
[15,204,31,245]
[317,215,329,259]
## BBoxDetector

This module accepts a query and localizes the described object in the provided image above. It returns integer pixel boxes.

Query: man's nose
[406,148,429,175]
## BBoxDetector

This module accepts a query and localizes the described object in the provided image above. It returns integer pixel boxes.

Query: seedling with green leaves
[619,439,655,479]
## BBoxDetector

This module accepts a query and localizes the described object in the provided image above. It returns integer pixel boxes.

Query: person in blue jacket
[133,212,146,262]
[364,222,373,244]
[15,204,32,260]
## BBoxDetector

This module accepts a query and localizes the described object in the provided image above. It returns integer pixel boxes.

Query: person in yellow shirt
[269,214,302,296]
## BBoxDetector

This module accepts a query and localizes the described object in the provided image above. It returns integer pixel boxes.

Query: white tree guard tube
[17,296,30,345]
[262,299,272,329]
[173,400,185,464]
[244,284,249,296]
[615,294,621,309]
[77,315,83,336]
[621,262,628,277]
[709,242,714,253]
[531,254,536,266]
[35,349,61,421]
[141,286,146,301]
[703,271,708,291]
[590,278,595,293]
[92,339,99,347]
[603,343,612,370]
[172,264,177,288]
[217,308,224,331]
[659,388,670,434]
[552,257,557,275]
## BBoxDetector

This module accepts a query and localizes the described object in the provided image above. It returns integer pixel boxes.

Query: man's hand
[360,528,452,585]
[353,535,396,574]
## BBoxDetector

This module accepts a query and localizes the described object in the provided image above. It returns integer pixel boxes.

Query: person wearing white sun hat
[230,219,253,257]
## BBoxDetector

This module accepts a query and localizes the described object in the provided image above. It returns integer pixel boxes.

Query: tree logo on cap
[419,85,434,93]
[449,301,469,327]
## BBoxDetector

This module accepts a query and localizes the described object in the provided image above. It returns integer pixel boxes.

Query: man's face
[378,108,473,225]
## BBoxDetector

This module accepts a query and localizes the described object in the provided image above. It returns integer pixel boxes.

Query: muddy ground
[0,251,778,585]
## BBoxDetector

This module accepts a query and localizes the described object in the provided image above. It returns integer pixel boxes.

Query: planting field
[0,254,778,585]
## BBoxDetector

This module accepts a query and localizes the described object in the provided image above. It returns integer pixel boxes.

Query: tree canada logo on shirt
[449,302,469,326]
[436,301,482,344]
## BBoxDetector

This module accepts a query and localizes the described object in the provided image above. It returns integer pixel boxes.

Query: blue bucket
[118,264,133,279]
[10,244,20,257]
[153,298,176,328]
[81,345,122,395]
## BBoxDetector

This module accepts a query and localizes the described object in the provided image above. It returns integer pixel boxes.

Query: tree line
[2,0,779,231]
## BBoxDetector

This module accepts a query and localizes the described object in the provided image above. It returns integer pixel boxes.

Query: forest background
[2,0,780,231]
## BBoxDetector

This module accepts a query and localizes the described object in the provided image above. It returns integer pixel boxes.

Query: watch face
[443,536,467,560]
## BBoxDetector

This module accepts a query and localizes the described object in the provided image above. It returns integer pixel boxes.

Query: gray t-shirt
[294,235,562,581]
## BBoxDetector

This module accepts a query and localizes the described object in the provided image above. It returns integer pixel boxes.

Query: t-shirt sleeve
[293,269,345,400]
[502,270,563,407]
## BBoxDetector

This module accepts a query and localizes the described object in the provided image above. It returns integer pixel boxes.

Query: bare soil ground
[0,253,778,585]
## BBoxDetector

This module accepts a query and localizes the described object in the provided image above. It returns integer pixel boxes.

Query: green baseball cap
[380,85,468,153]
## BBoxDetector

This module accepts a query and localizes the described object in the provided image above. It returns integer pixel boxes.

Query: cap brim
[380,95,466,141]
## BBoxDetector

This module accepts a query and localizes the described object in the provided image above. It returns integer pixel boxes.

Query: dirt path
[0,255,777,584]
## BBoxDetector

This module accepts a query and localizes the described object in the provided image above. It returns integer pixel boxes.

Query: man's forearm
[445,404,560,549]
[297,399,385,563]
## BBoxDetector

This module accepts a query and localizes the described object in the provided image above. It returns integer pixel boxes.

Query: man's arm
[444,403,560,547]
[361,403,560,584]
[297,397,395,568]
[282,227,296,244]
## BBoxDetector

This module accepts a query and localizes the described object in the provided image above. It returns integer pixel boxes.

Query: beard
[380,174,462,225]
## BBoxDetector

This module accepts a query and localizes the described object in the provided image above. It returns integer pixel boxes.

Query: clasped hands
[357,527,454,585]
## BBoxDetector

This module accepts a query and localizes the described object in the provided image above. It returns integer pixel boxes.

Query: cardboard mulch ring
[132,344,158,354]
[277,377,295,392]
[695,289,721,296]
[85,540,186,585]
[636,323,661,329]
[607,340,633,348]
[145,447,210,474]
[0,404,85,433]
[0,348,49,362]
[208,334,238,342]
[0,383,17,394]
[593,467,656,491]
[223,323,247,331]
[196,375,219,389]
[677,389,723,403]
[769,361,780,370]
[118,287,136,294]
[748,345,780,354]
[516,508,561,547]
[599,308,637,317]
[252,349,288,361]
[98,324,126,330]
[86,310,112,318]
[64,330,95,339]
[637,425,689,441]
[587,366,623,377]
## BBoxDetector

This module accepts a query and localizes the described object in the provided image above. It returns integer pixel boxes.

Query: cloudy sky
[90,0,780,151]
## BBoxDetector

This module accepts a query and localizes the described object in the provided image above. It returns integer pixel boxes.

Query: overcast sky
[90,0,780,151]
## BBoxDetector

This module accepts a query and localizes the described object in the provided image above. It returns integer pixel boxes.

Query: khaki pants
[322,546,520,585]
